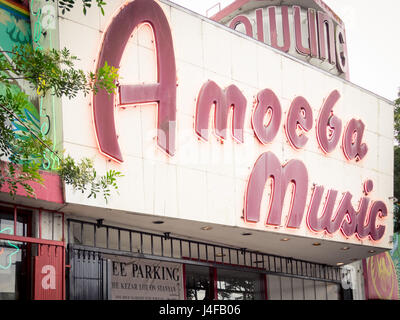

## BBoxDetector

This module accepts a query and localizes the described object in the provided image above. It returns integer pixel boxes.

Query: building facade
[0,0,397,300]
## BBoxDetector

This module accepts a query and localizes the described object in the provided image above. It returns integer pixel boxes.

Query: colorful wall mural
[0,0,31,50]
[0,0,61,171]
[390,233,400,297]
[364,233,400,300]
[0,0,42,164]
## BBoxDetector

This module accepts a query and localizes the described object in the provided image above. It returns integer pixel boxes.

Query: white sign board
[105,255,184,300]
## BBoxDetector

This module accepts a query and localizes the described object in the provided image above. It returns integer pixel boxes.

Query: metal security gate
[67,219,343,300]
[67,246,111,300]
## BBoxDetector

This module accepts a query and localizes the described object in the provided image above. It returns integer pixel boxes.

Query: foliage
[58,156,122,202]
[0,45,117,98]
[394,203,400,234]
[0,43,121,202]
[50,0,107,16]
[395,96,400,144]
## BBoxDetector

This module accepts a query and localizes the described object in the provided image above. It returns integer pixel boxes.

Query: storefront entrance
[0,203,65,300]
[67,219,343,300]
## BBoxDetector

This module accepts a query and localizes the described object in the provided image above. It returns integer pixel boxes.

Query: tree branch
[0,102,62,163]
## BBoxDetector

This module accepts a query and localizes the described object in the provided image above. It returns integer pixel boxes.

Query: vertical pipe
[291,277,294,300]
[118,229,121,251]
[13,206,17,236]
[62,212,65,243]
[80,222,83,245]
[151,235,154,255]
[211,267,218,300]
[182,263,187,300]
[264,274,268,300]
[93,224,96,247]
[62,245,66,300]
[106,227,109,249]
[39,209,42,239]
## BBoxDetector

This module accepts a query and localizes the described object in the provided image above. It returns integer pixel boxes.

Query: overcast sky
[170,0,400,102]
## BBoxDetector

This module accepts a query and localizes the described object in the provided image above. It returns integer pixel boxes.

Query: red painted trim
[0,233,65,247]
[0,162,64,204]
[0,200,60,213]
[182,263,187,300]
[211,267,218,300]
[210,0,252,21]
[39,209,42,239]
[62,244,66,300]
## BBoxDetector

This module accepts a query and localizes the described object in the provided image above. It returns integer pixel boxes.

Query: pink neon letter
[268,6,290,53]
[342,119,368,161]
[245,151,308,229]
[93,0,177,162]
[286,96,313,149]
[308,9,318,58]
[195,80,247,143]
[293,6,310,56]
[316,90,342,153]
[335,25,349,76]
[317,11,336,65]
[366,201,387,241]
[252,89,282,145]
[229,15,253,37]
[307,186,338,232]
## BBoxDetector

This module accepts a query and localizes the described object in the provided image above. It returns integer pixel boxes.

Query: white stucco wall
[56,0,394,253]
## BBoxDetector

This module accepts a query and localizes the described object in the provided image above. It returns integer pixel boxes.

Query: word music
[93,0,387,242]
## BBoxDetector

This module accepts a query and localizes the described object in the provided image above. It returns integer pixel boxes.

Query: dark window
[217,269,264,300]
[185,265,214,300]
[0,206,31,237]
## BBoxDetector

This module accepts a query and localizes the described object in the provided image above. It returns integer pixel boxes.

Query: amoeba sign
[106,255,184,300]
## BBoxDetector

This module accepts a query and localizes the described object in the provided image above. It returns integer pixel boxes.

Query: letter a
[93,0,177,162]
[41,265,56,290]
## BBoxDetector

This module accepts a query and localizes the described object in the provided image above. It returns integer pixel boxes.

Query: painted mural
[0,0,31,50]
[0,0,43,165]
[390,233,400,297]
[364,235,400,300]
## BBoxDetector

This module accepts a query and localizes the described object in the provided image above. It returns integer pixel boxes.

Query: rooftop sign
[211,0,349,79]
